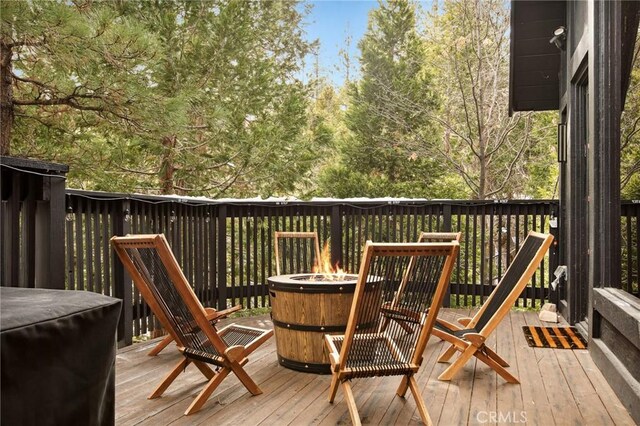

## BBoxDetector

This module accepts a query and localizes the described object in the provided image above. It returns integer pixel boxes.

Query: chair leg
[147,334,174,356]
[483,346,510,367]
[149,357,189,399]
[328,373,340,403]
[437,344,459,363]
[229,361,262,395]
[341,380,361,426]
[185,367,230,415]
[395,375,409,398]
[474,350,519,384]
[408,376,433,426]
[193,360,216,380]
[438,345,477,381]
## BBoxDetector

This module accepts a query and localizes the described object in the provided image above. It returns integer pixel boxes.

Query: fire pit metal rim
[268,273,359,293]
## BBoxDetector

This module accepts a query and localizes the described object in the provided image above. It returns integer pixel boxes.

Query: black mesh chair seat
[220,324,266,346]
[182,325,269,364]
[433,321,479,338]
[329,335,414,378]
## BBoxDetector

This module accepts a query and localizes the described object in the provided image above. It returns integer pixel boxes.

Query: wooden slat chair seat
[274,231,322,275]
[432,231,554,384]
[111,234,273,416]
[146,305,241,357]
[325,241,460,426]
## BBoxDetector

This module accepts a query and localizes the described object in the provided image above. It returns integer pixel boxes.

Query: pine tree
[4,1,316,197]
[1,0,157,156]
[319,0,444,198]
[424,0,557,199]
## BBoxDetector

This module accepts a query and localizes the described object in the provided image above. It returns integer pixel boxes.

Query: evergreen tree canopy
[318,0,445,198]
[4,0,316,197]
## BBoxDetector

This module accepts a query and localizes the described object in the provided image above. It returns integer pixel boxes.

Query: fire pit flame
[311,242,347,281]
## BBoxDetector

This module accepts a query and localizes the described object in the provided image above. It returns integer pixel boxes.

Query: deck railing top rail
[66,188,558,207]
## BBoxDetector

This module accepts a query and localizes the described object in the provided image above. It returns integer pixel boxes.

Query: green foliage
[425,0,557,199]
[316,0,447,199]
[4,0,158,167]
[6,0,315,197]
[622,29,640,200]
[4,0,562,200]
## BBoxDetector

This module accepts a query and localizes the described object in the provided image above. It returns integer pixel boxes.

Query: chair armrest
[205,305,243,322]
[436,317,462,331]
[460,332,486,347]
[457,317,473,326]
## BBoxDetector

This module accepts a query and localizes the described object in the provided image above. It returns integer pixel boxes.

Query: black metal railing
[63,189,565,345]
[622,201,640,298]
[3,157,638,347]
[1,157,68,289]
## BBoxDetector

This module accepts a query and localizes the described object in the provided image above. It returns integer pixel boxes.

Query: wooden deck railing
[622,201,640,298]
[2,160,638,347]
[62,189,562,345]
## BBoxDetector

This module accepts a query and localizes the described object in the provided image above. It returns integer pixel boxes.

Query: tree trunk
[477,153,487,200]
[160,135,177,194]
[0,40,14,155]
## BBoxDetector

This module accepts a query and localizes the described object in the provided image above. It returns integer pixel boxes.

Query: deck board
[115,310,635,425]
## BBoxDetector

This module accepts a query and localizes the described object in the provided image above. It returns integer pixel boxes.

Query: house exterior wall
[556,1,639,422]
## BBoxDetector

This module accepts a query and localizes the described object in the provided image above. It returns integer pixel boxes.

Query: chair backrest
[111,234,228,356]
[470,231,554,335]
[339,242,459,375]
[274,231,322,275]
[388,232,461,310]
[417,232,462,243]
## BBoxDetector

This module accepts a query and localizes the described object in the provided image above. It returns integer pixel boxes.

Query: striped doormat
[522,326,587,349]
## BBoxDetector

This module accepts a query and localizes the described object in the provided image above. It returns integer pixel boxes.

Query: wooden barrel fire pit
[268,273,381,374]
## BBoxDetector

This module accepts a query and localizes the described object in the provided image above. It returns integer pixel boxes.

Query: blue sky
[301,1,377,86]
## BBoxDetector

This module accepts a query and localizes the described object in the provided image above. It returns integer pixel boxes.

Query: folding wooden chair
[380,232,462,333]
[325,241,460,426]
[433,231,554,383]
[274,231,322,275]
[111,234,273,415]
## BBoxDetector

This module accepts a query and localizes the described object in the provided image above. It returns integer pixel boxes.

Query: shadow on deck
[115,309,634,425]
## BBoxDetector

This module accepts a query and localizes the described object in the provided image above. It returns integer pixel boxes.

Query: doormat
[522,326,587,349]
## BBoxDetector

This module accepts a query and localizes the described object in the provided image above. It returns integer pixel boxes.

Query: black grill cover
[1,288,121,426]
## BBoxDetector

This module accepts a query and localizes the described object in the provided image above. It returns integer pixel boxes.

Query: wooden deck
[115,309,635,425]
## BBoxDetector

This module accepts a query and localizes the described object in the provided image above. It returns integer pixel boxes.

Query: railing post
[112,199,132,347]
[2,171,21,287]
[217,204,228,310]
[37,174,66,289]
[442,204,452,232]
[1,158,68,289]
[330,205,343,268]
[442,203,452,307]
[549,201,560,305]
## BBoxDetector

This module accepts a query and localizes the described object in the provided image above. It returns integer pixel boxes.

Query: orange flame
[312,241,346,281]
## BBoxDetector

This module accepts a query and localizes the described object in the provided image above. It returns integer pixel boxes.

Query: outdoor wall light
[557,123,567,163]
[550,26,566,51]
[65,206,75,222]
